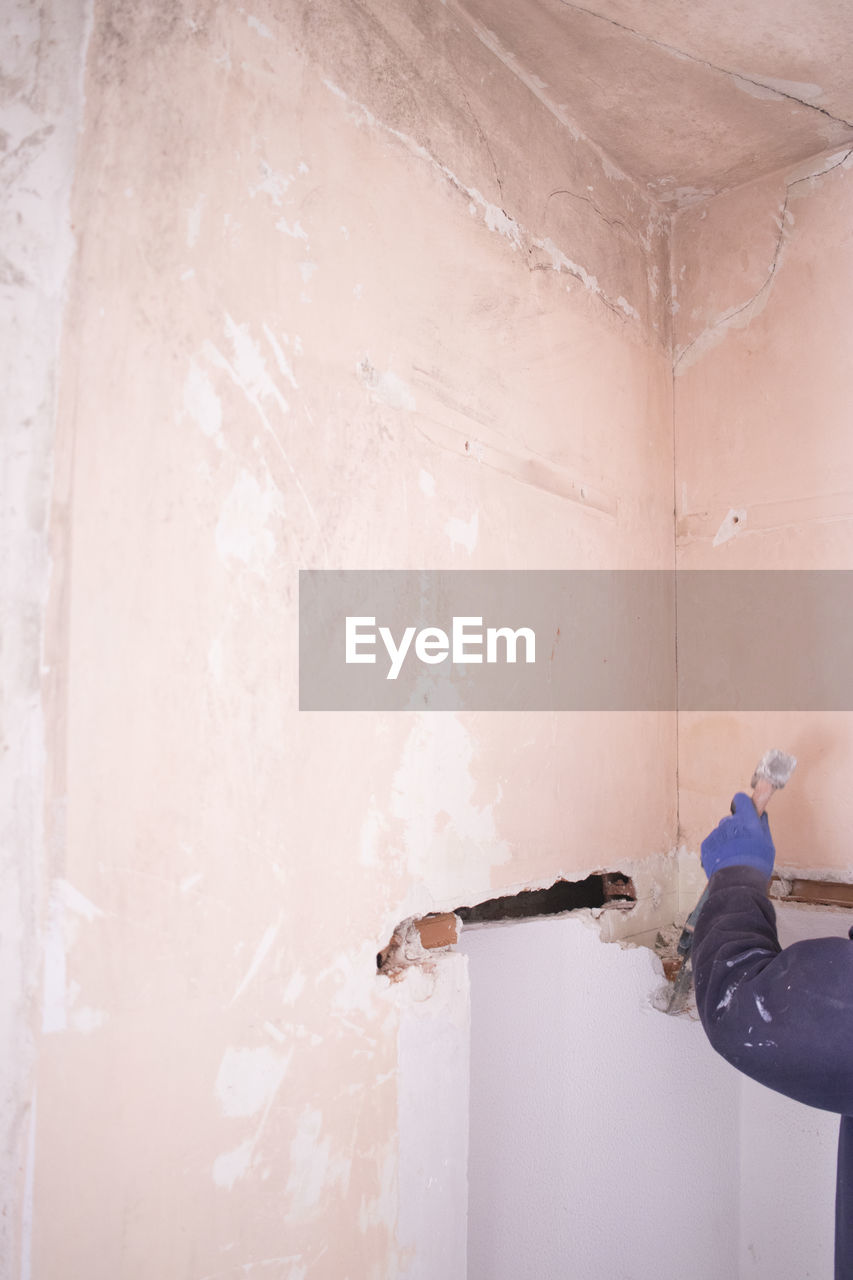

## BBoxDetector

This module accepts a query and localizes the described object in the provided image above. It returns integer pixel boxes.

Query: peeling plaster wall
[13,0,678,1276]
[0,2,91,1275]
[673,146,853,872]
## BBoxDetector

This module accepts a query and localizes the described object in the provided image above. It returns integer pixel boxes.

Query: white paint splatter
[231,917,282,1003]
[282,969,306,1004]
[262,324,298,388]
[275,217,308,241]
[215,468,284,574]
[250,160,291,207]
[70,1006,107,1033]
[418,469,435,498]
[316,940,385,1018]
[184,360,222,439]
[716,984,737,1013]
[727,948,767,967]
[246,14,272,38]
[712,508,747,547]
[286,1107,352,1215]
[180,872,204,893]
[391,715,510,893]
[755,994,772,1023]
[615,295,640,320]
[445,510,479,555]
[220,315,290,415]
[357,359,416,412]
[215,1046,290,1118]
[213,1137,255,1189]
[299,261,317,282]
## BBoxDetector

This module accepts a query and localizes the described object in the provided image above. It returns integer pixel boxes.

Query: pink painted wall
[673,148,853,874]
[8,1,677,1277]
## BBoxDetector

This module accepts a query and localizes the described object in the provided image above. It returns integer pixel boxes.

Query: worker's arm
[692,796,853,1116]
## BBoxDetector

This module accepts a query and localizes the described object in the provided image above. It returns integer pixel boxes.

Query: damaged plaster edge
[772,863,853,888]
[672,143,853,374]
[379,847,685,983]
[320,78,653,333]
[0,0,94,1274]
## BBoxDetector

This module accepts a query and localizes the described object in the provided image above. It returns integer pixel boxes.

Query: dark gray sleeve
[692,865,853,1116]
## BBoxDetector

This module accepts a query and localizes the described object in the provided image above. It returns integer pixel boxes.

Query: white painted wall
[460,907,847,1280]
[395,954,470,1280]
[460,915,741,1280]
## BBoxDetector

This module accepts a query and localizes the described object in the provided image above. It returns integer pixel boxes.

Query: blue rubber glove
[700,792,775,879]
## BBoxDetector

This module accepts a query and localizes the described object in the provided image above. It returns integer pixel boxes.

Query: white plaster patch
[357,358,416,412]
[275,217,308,241]
[391,716,510,892]
[282,969,306,1004]
[215,1046,290,1118]
[184,360,222,438]
[41,880,103,1034]
[70,1006,107,1033]
[250,160,291,207]
[318,939,385,1018]
[712,508,747,547]
[213,1137,255,1189]
[220,314,290,414]
[215,468,284,573]
[445,510,479,555]
[482,201,523,247]
[286,1107,352,1217]
[246,14,272,38]
[418,469,436,498]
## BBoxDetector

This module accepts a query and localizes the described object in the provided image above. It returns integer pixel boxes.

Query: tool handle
[752,778,775,817]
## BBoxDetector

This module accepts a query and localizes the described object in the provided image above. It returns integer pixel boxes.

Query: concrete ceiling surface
[453,0,853,203]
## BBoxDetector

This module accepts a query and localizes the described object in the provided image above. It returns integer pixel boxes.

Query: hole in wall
[377,872,636,975]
